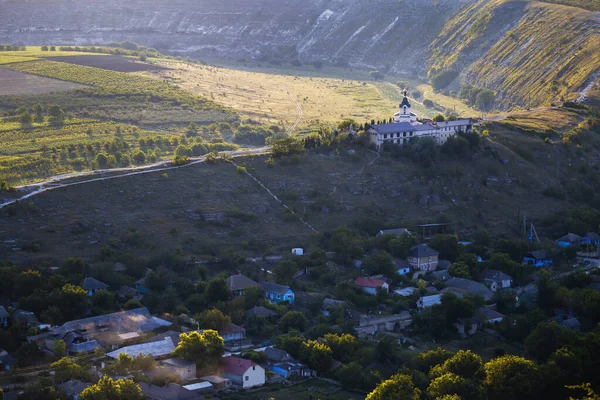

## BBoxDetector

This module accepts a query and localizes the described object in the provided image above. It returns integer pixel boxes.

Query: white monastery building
[368,92,476,148]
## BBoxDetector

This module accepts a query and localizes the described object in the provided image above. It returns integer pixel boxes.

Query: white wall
[242,364,265,388]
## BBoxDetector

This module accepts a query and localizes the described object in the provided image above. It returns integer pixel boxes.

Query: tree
[54,340,66,358]
[389,233,419,259]
[274,260,300,284]
[196,309,231,331]
[430,350,483,380]
[301,340,333,374]
[272,137,304,157]
[171,330,224,366]
[484,355,540,400]
[363,250,396,277]
[91,289,115,312]
[20,111,33,124]
[280,311,307,332]
[55,284,89,320]
[433,114,446,122]
[524,321,563,362]
[51,357,86,383]
[324,333,358,362]
[132,150,146,164]
[47,105,65,125]
[429,234,459,261]
[204,277,230,304]
[475,90,495,111]
[415,347,455,372]
[431,70,459,91]
[79,377,142,400]
[428,372,485,400]
[366,374,421,400]
[124,299,143,310]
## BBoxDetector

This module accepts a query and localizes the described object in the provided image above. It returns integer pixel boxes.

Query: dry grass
[146,61,403,130]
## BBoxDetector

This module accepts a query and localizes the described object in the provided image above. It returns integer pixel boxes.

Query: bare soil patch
[0,69,86,95]
[45,55,167,72]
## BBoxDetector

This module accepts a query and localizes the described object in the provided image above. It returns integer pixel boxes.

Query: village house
[226,274,260,297]
[368,92,475,149]
[219,322,246,343]
[475,307,505,324]
[0,306,9,327]
[376,228,413,237]
[445,277,494,300]
[0,349,16,371]
[118,285,142,301]
[200,376,231,391]
[408,244,440,271]
[556,233,584,248]
[263,347,313,379]
[354,277,389,295]
[246,306,278,320]
[559,317,581,331]
[321,298,347,316]
[220,356,265,389]
[260,281,295,304]
[480,269,513,290]
[394,258,412,275]
[59,380,90,400]
[523,250,553,267]
[31,307,172,354]
[417,294,441,309]
[354,312,412,337]
[161,358,197,382]
[583,232,600,246]
[394,287,418,297]
[81,277,109,296]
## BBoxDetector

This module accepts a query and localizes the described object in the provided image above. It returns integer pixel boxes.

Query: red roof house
[220,356,265,388]
[354,277,389,295]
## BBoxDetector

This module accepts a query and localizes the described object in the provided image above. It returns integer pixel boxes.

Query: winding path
[0,147,270,211]
[283,84,303,135]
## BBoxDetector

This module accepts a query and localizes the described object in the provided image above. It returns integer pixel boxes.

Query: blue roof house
[260,282,295,304]
[81,277,109,297]
[523,250,553,267]
[556,233,584,248]
[393,259,412,275]
[582,232,600,246]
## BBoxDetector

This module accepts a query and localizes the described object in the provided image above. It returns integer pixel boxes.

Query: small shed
[292,248,304,256]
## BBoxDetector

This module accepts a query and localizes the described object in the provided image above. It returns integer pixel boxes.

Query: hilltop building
[369,92,475,148]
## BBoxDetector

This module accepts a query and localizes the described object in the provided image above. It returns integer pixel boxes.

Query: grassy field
[0,46,111,58]
[147,59,477,130]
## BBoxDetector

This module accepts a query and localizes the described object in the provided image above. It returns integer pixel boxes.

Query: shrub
[431,69,459,90]
[423,99,434,108]
[236,166,247,174]
[172,155,190,166]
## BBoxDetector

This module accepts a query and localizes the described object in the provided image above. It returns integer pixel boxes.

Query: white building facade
[368,93,476,149]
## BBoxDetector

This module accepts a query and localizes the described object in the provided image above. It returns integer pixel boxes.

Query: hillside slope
[429,0,600,108]
[1,0,599,110]
[0,0,463,77]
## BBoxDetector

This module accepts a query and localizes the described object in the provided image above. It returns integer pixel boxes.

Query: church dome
[400,95,411,109]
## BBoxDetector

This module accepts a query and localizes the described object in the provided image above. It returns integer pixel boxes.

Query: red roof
[221,356,257,376]
[354,277,386,288]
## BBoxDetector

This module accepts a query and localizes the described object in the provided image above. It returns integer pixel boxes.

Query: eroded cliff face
[0,0,466,76]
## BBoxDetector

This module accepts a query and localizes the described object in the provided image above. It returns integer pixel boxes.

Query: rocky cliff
[0,0,466,76]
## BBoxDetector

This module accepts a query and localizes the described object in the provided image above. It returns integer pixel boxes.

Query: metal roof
[371,122,416,134]
[107,337,175,359]
[260,281,290,295]
[226,274,259,291]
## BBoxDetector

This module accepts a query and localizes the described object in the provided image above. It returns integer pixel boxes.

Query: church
[368,92,475,149]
